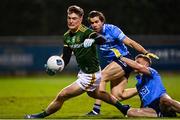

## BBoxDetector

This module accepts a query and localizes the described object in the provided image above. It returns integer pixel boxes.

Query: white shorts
[75,70,101,92]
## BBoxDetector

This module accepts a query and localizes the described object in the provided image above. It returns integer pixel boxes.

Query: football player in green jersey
[25,5,130,119]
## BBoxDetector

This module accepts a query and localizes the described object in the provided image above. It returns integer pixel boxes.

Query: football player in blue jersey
[119,54,180,117]
[86,10,159,115]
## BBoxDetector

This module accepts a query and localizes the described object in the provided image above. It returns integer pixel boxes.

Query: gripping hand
[44,64,56,76]
[83,39,95,48]
[145,53,159,59]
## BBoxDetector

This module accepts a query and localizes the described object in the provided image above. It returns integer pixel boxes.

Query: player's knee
[161,98,173,106]
[111,91,124,100]
[111,91,119,98]
[56,90,70,101]
[98,88,106,94]
[126,109,135,117]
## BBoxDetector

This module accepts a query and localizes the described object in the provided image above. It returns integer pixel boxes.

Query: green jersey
[64,24,100,74]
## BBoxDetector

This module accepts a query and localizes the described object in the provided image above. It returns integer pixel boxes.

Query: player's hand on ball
[145,53,159,59]
[44,64,56,76]
[83,39,95,48]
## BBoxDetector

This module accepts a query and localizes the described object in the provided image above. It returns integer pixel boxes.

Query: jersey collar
[69,24,82,33]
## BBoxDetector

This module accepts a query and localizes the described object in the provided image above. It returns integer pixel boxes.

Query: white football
[47,56,64,71]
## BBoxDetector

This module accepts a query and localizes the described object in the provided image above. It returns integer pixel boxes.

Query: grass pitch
[0,72,179,119]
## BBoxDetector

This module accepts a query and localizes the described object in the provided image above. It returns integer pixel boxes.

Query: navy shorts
[113,54,133,78]
[146,98,177,117]
[146,98,161,117]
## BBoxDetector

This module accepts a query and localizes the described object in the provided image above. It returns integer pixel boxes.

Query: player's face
[135,57,149,67]
[67,13,82,32]
[89,16,104,33]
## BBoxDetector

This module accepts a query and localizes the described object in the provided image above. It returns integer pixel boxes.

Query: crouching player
[119,54,180,117]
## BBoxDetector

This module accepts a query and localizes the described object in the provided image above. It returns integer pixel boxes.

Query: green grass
[0,72,179,119]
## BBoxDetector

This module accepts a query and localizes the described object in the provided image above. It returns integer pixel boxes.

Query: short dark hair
[88,10,106,23]
[67,5,84,17]
[135,54,152,65]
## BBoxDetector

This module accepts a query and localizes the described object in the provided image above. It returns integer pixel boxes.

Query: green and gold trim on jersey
[64,24,88,36]
[78,24,87,33]
[64,30,70,36]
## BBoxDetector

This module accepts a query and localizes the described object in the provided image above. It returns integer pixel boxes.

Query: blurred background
[0,0,180,75]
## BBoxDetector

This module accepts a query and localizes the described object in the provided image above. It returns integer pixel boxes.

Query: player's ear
[144,61,150,67]
[80,16,83,22]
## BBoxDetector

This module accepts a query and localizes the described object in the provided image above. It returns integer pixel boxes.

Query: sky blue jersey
[96,24,129,68]
[135,67,166,107]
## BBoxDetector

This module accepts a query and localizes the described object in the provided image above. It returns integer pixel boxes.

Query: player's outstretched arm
[62,45,72,66]
[123,37,159,59]
[83,32,106,48]
[121,57,151,75]
[123,37,147,54]
[89,32,106,44]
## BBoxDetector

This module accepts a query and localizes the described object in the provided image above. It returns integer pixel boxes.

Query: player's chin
[94,28,101,32]
[68,25,76,29]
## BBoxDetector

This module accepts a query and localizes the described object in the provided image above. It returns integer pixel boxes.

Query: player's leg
[87,61,125,115]
[45,82,85,115]
[110,76,137,101]
[86,99,102,115]
[160,93,180,113]
[127,108,158,117]
[25,82,84,118]
[102,61,125,83]
[87,87,130,116]
[25,70,96,119]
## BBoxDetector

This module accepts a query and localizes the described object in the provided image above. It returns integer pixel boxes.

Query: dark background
[0,0,180,74]
[0,0,179,36]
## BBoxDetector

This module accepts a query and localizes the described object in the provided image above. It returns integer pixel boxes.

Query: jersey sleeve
[63,33,69,47]
[111,25,126,42]
[84,28,95,39]
[62,33,72,66]
[89,32,106,45]
[62,46,72,66]
[148,67,158,77]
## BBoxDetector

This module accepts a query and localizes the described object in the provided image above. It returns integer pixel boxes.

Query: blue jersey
[135,67,166,107]
[96,24,129,69]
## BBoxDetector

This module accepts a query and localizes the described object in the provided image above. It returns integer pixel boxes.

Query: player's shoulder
[64,30,70,36]
[104,24,121,33]
[79,24,93,33]
[148,67,159,76]
[104,24,118,29]
[148,67,157,72]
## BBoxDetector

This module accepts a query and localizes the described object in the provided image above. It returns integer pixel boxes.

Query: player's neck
[70,24,81,33]
[70,29,77,33]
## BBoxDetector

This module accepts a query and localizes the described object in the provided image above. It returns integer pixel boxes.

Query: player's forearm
[121,57,151,75]
[121,57,140,70]
[124,37,148,54]
[130,40,148,54]
[94,35,106,45]
[89,32,106,45]
[62,46,72,66]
